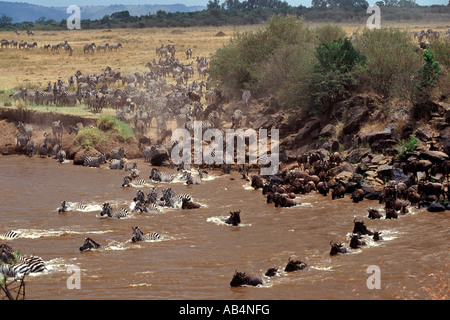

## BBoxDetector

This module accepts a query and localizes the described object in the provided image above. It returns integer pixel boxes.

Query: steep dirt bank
[0,107,143,160]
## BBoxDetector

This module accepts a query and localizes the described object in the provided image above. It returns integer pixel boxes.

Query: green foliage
[411,49,442,119]
[306,38,365,115]
[395,133,418,160]
[354,28,422,99]
[97,114,134,143]
[73,127,107,151]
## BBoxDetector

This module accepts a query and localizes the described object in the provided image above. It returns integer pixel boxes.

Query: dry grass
[0,25,264,92]
[1,21,446,93]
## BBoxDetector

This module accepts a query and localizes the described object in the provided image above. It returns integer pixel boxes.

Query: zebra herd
[15,120,66,161]
[413,28,445,43]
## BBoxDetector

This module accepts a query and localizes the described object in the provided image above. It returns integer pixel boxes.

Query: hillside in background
[0,1,205,23]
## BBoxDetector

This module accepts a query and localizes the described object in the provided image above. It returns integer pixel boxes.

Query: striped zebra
[80,237,101,252]
[150,168,174,183]
[12,256,46,275]
[100,203,127,219]
[109,158,124,170]
[131,227,160,242]
[0,231,19,239]
[83,154,107,167]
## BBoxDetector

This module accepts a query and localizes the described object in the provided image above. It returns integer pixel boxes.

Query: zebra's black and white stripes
[131,227,160,242]
[83,154,107,167]
[100,203,128,219]
[0,231,19,239]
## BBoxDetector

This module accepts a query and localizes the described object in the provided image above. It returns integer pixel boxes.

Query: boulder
[377,164,393,179]
[319,124,335,138]
[419,150,449,163]
[427,202,446,212]
[295,119,321,143]
[343,106,369,135]
[327,163,355,177]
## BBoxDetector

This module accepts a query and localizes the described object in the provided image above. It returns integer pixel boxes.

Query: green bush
[73,127,107,151]
[395,133,418,160]
[411,49,442,119]
[97,114,134,143]
[306,37,365,116]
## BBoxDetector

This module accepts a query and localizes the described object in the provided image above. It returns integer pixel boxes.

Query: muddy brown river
[0,155,448,300]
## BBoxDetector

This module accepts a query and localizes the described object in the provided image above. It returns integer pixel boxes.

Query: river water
[0,155,448,300]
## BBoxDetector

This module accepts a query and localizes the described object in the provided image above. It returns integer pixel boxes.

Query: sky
[0,0,448,8]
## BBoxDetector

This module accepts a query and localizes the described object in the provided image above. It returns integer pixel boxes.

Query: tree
[0,13,12,28]
[207,0,221,10]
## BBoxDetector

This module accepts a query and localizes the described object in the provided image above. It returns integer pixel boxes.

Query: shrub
[395,133,418,160]
[354,28,422,99]
[97,114,134,143]
[411,49,442,119]
[73,127,107,151]
[306,37,365,116]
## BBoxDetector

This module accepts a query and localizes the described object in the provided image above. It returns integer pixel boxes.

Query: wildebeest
[230,271,263,287]
[349,234,366,249]
[181,197,201,209]
[317,181,330,196]
[265,267,278,277]
[284,258,307,272]
[251,175,264,190]
[224,210,241,226]
[329,241,350,255]
[352,219,373,235]
[79,238,101,252]
[368,208,383,219]
[418,182,445,201]
[385,208,398,219]
[373,231,383,241]
[58,201,68,213]
[350,189,365,203]
[331,184,345,200]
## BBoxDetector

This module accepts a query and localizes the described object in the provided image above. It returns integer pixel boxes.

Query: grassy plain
[0,20,448,95]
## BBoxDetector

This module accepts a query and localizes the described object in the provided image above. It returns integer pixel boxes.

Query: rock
[371,154,384,165]
[319,124,335,138]
[327,163,355,177]
[419,150,449,163]
[343,106,369,135]
[346,148,371,164]
[295,119,321,142]
[416,127,433,142]
[148,144,169,166]
[444,137,450,156]
[427,202,446,212]
[252,115,273,130]
[360,130,391,146]
[377,164,393,179]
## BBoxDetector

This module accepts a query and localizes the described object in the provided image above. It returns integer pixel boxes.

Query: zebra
[124,161,137,171]
[231,109,243,129]
[15,133,29,149]
[0,231,19,239]
[17,121,32,138]
[150,168,175,183]
[242,90,252,107]
[58,201,88,213]
[100,203,128,219]
[26,140,36,157]
[51,120,64,142]
[183,171,202,185]
[80,237,101,252]
[109,158,124,170]
[131,227,160,242]
[55,145,66,163]
[11,256,46,275]
[110,147,125,160]
[83,154,107,167]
